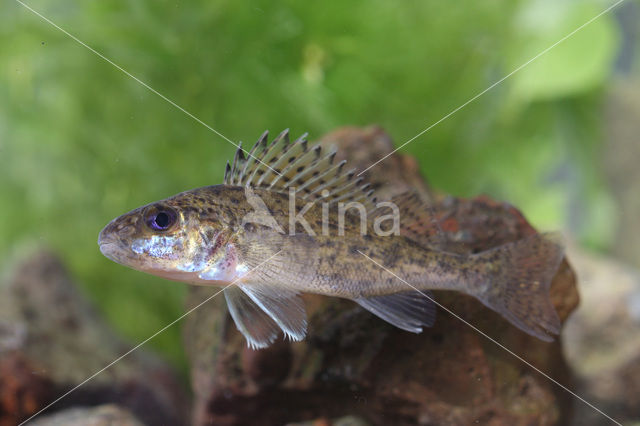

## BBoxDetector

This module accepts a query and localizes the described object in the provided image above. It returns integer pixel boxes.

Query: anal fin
[355,290,437,333]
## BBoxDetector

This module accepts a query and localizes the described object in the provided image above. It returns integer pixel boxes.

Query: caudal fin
[473,233,564,341]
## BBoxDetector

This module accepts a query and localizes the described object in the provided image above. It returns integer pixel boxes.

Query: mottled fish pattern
[99,130,564,348]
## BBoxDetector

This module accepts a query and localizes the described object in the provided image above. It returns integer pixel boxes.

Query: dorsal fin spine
[306,167,358,199]
[230,142,244,185]
[279,147,333,189]
[251,129,291,186]
[284,149,336,189]
[244,135,273,187]
[266,137,310,189]
[268,138,308,175]
[223,130,376,210]
[224,161,231,184]
[239,130,269,184]
[296,159,346,194]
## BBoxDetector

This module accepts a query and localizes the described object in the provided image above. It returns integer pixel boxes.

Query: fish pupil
[154,212,170,229]
[144,205,176,231]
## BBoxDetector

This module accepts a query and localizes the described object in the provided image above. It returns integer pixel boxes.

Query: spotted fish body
[99,130,564,348]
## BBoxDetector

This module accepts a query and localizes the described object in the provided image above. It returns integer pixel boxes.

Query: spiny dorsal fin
[223,130,376,211]
[227,141,246,185]
[224,161,232,184]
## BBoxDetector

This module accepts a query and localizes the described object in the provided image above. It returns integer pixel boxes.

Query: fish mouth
[98,227,127,264]
[98,240,119,261]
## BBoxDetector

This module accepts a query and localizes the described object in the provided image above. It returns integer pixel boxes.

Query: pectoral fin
[355,290,437,333]
[224,286,281,349]
[235,283,307,343]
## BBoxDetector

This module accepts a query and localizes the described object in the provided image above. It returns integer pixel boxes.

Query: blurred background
[1,0,639,384]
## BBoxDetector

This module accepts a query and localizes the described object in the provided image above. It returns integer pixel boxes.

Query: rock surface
[183,126,581,426]
[0,251,188,425]
[0,126,594,426]
[30,404,144,426]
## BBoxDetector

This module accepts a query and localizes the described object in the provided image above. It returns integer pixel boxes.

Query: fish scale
[99,130,565,348]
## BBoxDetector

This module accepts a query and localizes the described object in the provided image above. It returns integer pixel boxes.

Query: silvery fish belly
[98,130,565,349]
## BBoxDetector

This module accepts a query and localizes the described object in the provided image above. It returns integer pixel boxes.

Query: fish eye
[144,206,177,231]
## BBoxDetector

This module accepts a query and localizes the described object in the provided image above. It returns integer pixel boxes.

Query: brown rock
[30,404,144,426]
[0,251,188,425]
[184,126,580,425]
[320,125,434,203]
[0,351,53,426]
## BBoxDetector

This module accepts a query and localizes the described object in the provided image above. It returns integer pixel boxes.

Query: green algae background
[0,0,635,368]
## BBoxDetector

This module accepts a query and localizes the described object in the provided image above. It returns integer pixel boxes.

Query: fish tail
[472,232,564,341]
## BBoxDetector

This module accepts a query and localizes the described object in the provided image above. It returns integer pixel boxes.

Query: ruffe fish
[98,130,564,348]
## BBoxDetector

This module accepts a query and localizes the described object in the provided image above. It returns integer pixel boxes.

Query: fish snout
[98,218,137,263]
[98,225,115,250]
[98,224,121,261]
